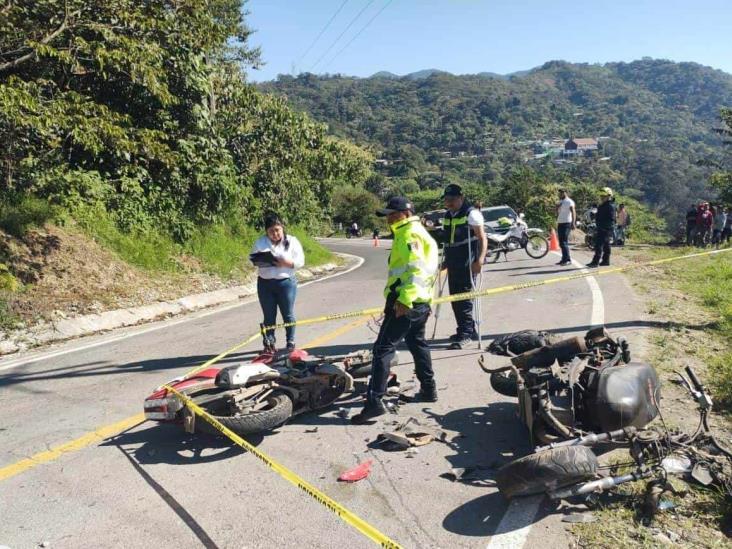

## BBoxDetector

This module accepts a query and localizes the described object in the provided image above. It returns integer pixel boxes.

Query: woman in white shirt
[251,214,305,350]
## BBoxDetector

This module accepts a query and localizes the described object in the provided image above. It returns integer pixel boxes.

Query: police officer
[440,184,487,349]
[587,187,616,267]
[351,196,439,424]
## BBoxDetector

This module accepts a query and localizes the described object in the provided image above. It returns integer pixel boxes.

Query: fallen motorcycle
[485,216,549,263]
[496,365,732,504]
[481,327,646,446]
[144,348,383,436]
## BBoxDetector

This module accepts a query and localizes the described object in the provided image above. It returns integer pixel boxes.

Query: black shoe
[414,386,438,402]
[449,338,472,350]
[350,400,388,424]
[586,262,599,268]
[448,333,461,342]
[599,262,610,266]
[286,341,296,351]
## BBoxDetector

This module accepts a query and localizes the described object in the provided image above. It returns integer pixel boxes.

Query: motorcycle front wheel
[191,390,293,436]
[496,445,599,498]
[524,235,549,259]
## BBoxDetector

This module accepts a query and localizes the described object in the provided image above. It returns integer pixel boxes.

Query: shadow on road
[0,351,261,387]
[103,422,262,466]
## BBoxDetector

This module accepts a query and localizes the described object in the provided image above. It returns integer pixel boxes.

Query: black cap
[442,183,463,198]
[376,196,413,216]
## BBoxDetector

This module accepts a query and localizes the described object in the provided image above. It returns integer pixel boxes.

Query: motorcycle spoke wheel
[191,390,293,436]
[525,235,549,259]
[486,250,501,263]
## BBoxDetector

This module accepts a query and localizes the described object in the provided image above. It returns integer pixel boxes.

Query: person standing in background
[555,188,576,266]
[251,213,305,351]
[587,188,616,267]
[712,206,727,247]
[615,204,629,246]
[685,203,698,246]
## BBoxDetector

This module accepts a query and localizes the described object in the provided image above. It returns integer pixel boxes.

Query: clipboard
[250,250,277,268]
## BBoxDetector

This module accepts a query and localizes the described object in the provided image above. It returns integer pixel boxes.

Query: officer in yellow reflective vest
[352,196,439,424]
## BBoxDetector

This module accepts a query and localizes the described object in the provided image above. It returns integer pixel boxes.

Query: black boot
[405,383,437,403]
[350,399,388,424]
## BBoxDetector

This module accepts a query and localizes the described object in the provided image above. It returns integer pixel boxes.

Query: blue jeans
[557,223,572,263]
[257,277,297,345]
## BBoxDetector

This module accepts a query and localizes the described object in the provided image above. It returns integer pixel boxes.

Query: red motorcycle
[144,349,378,436]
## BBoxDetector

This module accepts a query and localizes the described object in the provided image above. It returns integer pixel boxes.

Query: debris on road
[305,427,319,433]
[338,460,373,482]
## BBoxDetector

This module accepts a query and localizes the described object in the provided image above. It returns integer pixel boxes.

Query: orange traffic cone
[549,229,560,252]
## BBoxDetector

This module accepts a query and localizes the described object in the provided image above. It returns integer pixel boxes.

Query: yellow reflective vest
[385,216,439,308]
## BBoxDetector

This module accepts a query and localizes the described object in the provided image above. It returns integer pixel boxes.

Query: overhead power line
[310,0,377,71]
[296,0,351,67]
[324,0,394,70]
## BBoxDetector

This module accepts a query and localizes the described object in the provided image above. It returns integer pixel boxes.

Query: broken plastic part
[338,460,373,482]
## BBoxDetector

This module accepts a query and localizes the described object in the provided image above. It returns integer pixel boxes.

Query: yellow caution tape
[165,386,403,549]
[260,246,732,332]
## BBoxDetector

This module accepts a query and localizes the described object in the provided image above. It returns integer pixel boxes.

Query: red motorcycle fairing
[143,349,311,421]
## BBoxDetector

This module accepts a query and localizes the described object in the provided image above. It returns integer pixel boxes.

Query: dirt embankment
[0,225,243,332]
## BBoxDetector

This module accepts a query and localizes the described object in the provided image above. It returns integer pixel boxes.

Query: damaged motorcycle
[481,329,732,504]
[144,348,385,436]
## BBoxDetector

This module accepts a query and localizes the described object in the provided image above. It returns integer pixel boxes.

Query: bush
[0,196,59,237]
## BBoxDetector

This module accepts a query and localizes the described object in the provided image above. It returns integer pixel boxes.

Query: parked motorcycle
[484,216,549,263]
[144,348,383,436]
[346,227,363,238]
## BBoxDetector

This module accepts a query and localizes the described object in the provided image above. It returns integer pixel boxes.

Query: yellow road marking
[0,316,370,483]
[0,413,145,482]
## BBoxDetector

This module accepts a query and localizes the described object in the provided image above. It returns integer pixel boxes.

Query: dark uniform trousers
[447,266,475,339]
[592,228,612,264]
[367,301,435,403]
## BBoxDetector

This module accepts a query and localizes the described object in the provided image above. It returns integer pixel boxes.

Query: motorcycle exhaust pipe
[511,336,587,370]
[548,472,648,499]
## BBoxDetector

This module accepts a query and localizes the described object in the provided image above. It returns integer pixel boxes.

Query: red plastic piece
[338,460,373,482]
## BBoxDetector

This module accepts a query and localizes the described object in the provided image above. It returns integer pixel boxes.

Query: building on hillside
[564,138,598,156]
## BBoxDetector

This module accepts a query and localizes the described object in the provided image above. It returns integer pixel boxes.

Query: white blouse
[251,234,305,280]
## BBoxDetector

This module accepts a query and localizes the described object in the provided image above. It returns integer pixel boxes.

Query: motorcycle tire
[193,391,293,436]
[524,235,549,259]
[496,446,599,499]
[490,371,518,397]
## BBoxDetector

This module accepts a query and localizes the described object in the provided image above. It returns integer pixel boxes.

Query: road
[0,239,645,549]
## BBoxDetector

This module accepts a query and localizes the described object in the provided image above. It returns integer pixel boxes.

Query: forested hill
[260,59,732,223]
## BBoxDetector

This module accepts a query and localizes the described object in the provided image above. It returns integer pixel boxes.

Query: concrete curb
[0,259,351,356]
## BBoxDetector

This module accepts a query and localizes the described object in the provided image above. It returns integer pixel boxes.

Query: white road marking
[486,251,606,549]
[0,254,365,372]
[486,495,543,549]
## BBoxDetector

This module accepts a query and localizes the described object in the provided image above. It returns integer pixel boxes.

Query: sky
[245,0,732,82]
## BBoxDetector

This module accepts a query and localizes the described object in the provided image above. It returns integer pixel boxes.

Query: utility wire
[310,0,377,71]
[324,0,394,70]
[296,0,351,67]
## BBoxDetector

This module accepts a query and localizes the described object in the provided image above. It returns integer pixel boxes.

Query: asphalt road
[0,238,645,549]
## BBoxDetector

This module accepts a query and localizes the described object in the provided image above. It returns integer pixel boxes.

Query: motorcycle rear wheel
[192,391,293,436]
[485,250,501,263]
[496,446,599,498]
[524,235,549,259]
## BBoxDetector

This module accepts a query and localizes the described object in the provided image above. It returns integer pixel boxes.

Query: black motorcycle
[482,329,732,503]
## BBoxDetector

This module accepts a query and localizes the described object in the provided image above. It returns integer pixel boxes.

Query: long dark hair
[264,212,289,249]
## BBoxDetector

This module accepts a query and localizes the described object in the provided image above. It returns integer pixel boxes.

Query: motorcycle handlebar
[685,366,704,392]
